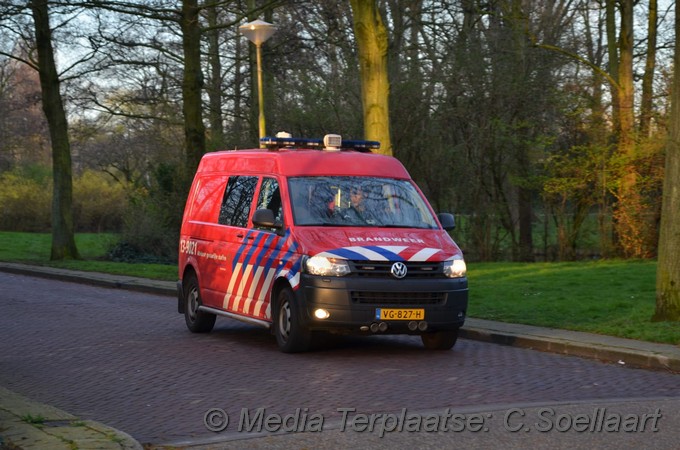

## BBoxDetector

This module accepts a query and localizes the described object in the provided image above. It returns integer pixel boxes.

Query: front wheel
[274,287,311,353]
[421,328,459,350]
[183,275,216,333]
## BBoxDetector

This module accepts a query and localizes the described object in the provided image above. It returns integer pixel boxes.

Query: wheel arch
[269,277,294,321]
[178,264,199,314]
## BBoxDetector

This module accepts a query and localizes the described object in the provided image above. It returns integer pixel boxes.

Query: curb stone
[0,387,143,450]
[461,318,680,372]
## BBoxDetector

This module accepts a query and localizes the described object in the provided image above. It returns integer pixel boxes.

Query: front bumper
[294,273,468,334]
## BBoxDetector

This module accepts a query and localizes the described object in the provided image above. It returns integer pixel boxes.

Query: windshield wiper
[379,223,436,229]
[298,221,337,226]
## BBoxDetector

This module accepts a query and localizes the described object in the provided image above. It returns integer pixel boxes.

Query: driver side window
[256,177,283,228]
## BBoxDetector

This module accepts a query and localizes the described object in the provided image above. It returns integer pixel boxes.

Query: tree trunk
[29,0,79,261]
[640,0,657,137]
[605,0,620,133]
[510,0,533,262]
[583,7,612,257]
[233,29,245,144]
[518,185,534,262]
[349,0,392,156]
[653,0,680,322]
[245,0,258,145]
[206,0,224,151]
[181,0,206,175]
[613,0,647,258]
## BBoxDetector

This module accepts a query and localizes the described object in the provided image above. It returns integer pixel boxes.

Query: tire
[421,328,459,350]
[274,287,311,353]
[183,274,216,333]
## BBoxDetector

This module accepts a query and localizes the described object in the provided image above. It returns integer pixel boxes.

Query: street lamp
[239,19,276,143]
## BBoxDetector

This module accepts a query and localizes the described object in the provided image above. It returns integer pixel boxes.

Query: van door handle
[236,233,253,240]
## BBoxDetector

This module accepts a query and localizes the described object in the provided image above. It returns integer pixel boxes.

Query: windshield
[288,176,438,228]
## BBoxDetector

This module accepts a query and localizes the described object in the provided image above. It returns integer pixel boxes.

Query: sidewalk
[0,386,141,450]
[1,261,679,449]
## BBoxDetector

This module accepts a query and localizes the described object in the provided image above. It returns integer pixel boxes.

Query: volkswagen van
[178,134,468,352]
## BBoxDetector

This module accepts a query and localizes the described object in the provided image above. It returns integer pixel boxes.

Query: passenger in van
[345,185,381,225]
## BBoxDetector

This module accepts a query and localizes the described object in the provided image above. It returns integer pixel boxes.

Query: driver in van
[349,186,367,214]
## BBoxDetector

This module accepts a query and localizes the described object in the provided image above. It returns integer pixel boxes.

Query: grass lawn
[0,231,177,281]
[469,260,679,344]
[0,231,678,344]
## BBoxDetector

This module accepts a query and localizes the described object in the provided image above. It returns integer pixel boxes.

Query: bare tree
[639,0,658,137]
[30,0,80,259]
[349,0,392,156]
[180,0,205,174]
[654,0,680,322]
[204,0,224,150]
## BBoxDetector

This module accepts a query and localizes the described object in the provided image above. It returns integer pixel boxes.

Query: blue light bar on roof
[340,139,381,150]
[260,136,323,148]
[260,135,380,152]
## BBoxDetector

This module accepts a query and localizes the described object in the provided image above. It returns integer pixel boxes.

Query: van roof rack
[260,133,380,153]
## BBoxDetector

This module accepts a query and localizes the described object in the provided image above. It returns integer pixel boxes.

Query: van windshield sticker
[348,236,425,244]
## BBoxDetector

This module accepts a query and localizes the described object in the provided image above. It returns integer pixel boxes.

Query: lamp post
[239,19,276,143]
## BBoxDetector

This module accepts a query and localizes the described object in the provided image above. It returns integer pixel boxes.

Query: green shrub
[111,163,186,264]
[73,170,127,232]
[0,166,131,233]
[110,192,179,264]
[0,169,51,231]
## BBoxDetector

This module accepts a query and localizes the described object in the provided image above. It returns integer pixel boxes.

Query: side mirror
[438,213,455,231]
[253,208,282,229]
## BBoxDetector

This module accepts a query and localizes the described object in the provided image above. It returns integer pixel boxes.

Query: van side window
[218,176,258,227]
[256,177,283,226]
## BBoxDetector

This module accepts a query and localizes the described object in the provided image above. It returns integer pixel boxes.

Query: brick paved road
[1,272,679,446]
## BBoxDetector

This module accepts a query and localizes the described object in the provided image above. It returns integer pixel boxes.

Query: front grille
[350,261,442,278]
[351,291,446,305]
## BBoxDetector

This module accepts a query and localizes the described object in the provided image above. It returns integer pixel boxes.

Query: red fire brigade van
[177,134,468,352]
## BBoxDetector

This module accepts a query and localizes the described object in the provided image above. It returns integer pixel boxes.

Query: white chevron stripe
[224,262,243,309]
[317,245,409,261]
[408,248,440,261]
[242,266,264,314]
[233,264,254,312]
[254,268,277,317]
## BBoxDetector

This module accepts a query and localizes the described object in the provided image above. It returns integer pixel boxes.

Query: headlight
[304,256,350,276]
[443,259,466,278]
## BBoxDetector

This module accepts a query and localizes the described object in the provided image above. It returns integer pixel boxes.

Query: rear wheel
[183,275,216,333]
[421,328,459,350]
[274,287,311,353]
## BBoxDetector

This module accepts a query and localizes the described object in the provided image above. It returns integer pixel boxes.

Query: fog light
[314,308,330,320]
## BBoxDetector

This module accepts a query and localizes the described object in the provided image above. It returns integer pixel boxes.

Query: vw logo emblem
[391,262,407,279]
